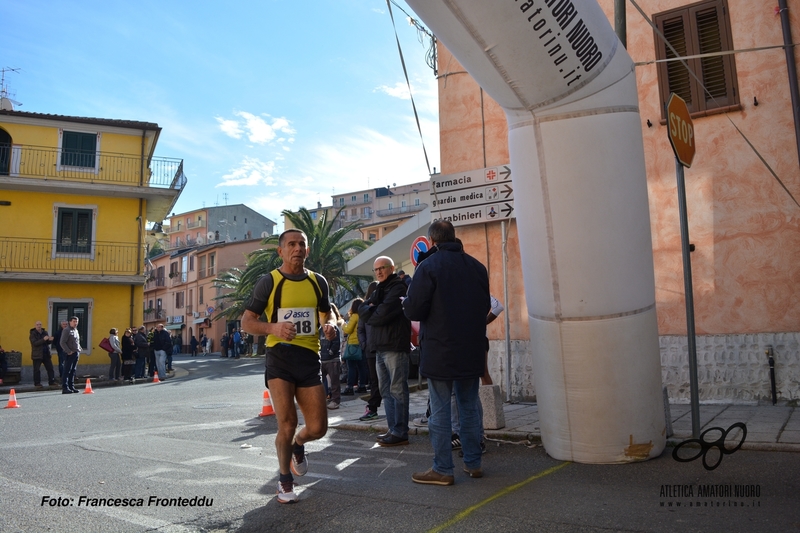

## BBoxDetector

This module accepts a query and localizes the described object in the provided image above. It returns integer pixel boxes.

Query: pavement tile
[778,430,800,444]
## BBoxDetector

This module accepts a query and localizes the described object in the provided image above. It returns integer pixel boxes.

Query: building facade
[0,108,185,380]
[350,0,800,403]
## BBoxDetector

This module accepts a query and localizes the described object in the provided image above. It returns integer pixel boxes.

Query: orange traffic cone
[258,389,275,417]
[4,388,20,408]
[152,372,160,383]
[83,379,94,394]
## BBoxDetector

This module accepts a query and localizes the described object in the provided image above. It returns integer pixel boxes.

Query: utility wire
[386,0,432,178]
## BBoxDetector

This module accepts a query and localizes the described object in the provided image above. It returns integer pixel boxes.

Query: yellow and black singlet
[245,269,332,354]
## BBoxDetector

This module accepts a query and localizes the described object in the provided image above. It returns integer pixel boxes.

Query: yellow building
[0,108,185,380]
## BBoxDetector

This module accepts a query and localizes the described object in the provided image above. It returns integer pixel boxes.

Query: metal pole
[614,0,627,48]
[675,158,700,438]
[501,220,512,402]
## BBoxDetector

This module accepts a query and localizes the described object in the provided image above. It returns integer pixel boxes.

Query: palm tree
[212,206,371,321]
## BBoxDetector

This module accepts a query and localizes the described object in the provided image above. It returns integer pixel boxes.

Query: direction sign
[410,236,431,266]
[430,165,515,227]
[667,93,696,168]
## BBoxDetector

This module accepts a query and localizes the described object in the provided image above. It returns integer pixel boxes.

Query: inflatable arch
[405,0,666,463]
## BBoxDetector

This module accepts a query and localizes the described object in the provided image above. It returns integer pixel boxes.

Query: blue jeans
[62,353,78,391]
[154,350,167,379]
[134,354,146,378]
[376,351,410,439]
[428,378,482,476]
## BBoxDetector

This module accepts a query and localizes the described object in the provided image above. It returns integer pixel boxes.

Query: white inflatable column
[406,0,665,463]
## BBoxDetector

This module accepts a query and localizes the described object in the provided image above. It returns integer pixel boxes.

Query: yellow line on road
[428,462,571,533]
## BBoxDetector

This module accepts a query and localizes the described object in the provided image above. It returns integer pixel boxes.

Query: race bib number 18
[278,307,316,337]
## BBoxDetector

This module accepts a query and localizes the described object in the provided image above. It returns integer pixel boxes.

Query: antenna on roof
[0,67,22,110]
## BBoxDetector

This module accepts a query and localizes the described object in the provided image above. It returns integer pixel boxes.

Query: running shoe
[359,409,379,421]
[451,433,462,450]
[290,443,308,476]
[276,480,297,504]
[413,416,428,427]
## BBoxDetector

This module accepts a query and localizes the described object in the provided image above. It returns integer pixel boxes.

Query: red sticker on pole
[410,236,431,267]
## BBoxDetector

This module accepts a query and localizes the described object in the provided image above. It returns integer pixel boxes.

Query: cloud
[216,111,296,145]
[375,82,410,100]
[216,157,276,187]
[216,117,243,139]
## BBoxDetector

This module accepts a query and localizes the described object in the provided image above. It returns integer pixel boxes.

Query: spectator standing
[190,335,199,357]
[121,328,135,383]
[397,269,413,288]
[359,256,411,447]
[320,321,342,409]
[220,332,229,357]
[342,299,368,395]
[151,324,171,380]
[200,334,208,355]
[133,326,149,379]
[29,320,57,388]
[108,328,122,382]
[59,316,82,394]
[357,282,381,421]
[404,220,490,485]
[0,344,6,385]
[232,328,242,359]
[53,319,68,379]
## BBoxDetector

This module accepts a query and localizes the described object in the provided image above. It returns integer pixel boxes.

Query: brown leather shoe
[412,468,454,486]
[463,466,483,478]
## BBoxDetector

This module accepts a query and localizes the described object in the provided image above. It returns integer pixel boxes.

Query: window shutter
[662,15,694,107]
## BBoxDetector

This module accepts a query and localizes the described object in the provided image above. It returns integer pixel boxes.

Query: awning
[346,206,431,275]
[164,323,184,330]
[193,317,207,324]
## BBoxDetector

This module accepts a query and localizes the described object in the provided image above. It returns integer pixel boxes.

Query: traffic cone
[152,372,160,383]
[83,379,94,394]
[4,389,20,408]
[258,389,275,417]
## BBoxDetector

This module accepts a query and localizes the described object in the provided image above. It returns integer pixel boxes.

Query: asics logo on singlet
[283,310,311,320]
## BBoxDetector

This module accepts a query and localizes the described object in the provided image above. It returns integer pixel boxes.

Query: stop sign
[667,93,696,168]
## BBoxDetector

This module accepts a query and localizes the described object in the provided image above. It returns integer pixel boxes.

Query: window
[653,0,738,117]
[60,131,97,168]
[339,198,345,206]
[209,253,216,276]
[415,198,420,206]
[388,202,393,210]
[189,256,195,272]
[311,211,317,220]
[56,206,93,254]
[51,300,90,353]
[364,193,369,202]
[401,200,407,208]
[176,291,185,308]
[156,266,165,286]
[363,207,370,217]
[199,286,204,304]
[351,195,357,202]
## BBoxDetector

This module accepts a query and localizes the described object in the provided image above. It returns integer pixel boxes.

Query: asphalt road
[2,356,799,533]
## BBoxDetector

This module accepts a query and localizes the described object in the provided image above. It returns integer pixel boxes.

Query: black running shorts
[265,343,322,388]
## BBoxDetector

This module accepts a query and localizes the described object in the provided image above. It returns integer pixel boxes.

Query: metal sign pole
[675,157,701,438]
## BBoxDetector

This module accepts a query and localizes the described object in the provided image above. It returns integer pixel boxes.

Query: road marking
[335,458,360,471]
[181,455,230,465]
[428,462,570,533]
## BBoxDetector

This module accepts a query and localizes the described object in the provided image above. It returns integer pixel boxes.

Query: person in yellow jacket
[341,298,368,395]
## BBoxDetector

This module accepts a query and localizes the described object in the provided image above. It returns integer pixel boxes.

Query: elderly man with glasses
[359,256,412,447]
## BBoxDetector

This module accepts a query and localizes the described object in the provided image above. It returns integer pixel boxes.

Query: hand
[277,321,297,341]
[322,324,336,341]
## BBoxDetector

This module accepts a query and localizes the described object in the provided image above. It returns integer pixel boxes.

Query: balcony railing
[144,309,166,322]
[375,203,428,217]
[187,219,206,229]
[198,267,216,279]
[0,237,144,275]
[144,275,166,290]
[0,143,185,189]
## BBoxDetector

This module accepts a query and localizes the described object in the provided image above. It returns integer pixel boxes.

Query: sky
[2,0,440,232]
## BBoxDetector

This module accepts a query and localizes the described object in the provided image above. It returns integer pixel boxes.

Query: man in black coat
[359,256,411,447]
[403,220,490,485]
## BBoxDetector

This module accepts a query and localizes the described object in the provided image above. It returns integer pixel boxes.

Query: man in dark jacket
[403,220,490,485]
[150,324,171,380]
[52,320,68,380]
[359,257,411,447]
[357,281,381,421]
[133,326,150,379]
[29,320,57,388]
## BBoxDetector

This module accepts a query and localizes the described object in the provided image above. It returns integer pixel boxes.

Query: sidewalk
[4,358,797,454]
[328,385,800,453]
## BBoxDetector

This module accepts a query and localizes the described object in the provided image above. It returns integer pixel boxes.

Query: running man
[241,229,337,504]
